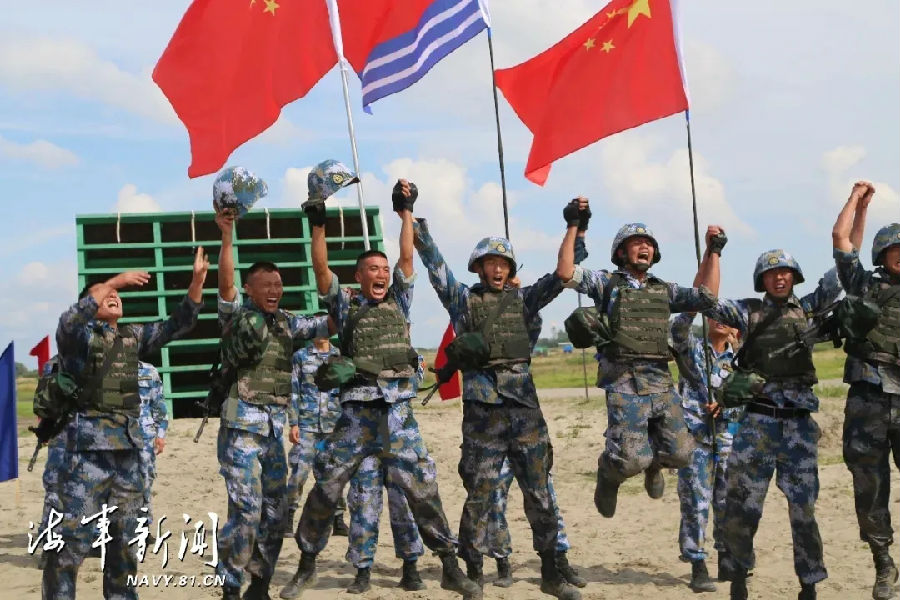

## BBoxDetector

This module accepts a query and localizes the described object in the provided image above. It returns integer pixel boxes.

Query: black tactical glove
[301,199,327,227]
[578,204,592,232]
[392,180,418,213]
[563,199,581,227]
[708,231,728,256]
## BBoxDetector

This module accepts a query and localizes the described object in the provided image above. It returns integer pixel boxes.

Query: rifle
[26,416,70,472]
[420,363,458,406]
[194,359,234,442]
[768,300,844,361]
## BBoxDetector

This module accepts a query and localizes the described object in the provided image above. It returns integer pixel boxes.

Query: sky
[1,0,898,362]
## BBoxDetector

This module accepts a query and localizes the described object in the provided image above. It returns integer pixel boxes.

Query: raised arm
[393,179,416,278]
[187,246,209,304]
[694,225,725,297]
[833,181,874,253]
[556,197,589,282]
[412,218,466,314]
[215,212,237,301]
[310,222,332,295]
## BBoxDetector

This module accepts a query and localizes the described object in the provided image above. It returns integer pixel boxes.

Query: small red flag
[494,0,688,185]
[434,322,461,401]
[153,0,338,178]
[29,335,50,374]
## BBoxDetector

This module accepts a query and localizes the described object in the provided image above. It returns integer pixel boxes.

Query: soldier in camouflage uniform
[832,181,900,600]
[669,226,740,593]
[34,357,66,568]
[557,204,716,520]
[344,357,425,593]
[137,361,167,527]
[705,249,842,600]
[283,333,348,538]
[283,167,478,600]
[411,199,590,600]
[214,199,331,600]
[45,252,207,600]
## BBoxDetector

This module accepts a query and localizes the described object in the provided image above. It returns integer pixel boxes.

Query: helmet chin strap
[629,261,650,273]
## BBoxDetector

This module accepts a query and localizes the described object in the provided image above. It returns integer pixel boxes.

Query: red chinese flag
[153,0,337,178]
[29,335,50,373]
[337,0,432,71]
[434,322,461,401]
[494,0,688,185]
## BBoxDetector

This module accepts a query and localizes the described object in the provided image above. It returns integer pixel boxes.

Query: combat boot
[594,470,619,518]
[689,559,716,593]
[539,551,582,600]
[281,509,295,538]
[465,558,485,588]
[243,574,272,600]
[872,545,899,600]
[439,553,482,598]
[556,552,587,588]
[798,581,816,600]
[398,559,426,591]
[279,551,317,599]
[222,586,241,600]
[332,514,349,537]
[346,567,371,594]
[644,466,665,499]
[729,569,748,600]
[494,557,513,588]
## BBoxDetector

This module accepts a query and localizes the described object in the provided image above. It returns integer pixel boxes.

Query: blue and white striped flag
[359,0,490,110]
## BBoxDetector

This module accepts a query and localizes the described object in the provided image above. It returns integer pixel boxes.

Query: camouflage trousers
[296,400,456,556]
[286,430,345,518]
[487,458,569,558]
[216,425,287,589]
[346,453,424,568]
[677,419,735,562]
[721,412,827,584]
[39,441,66,531]
[138,440,157,524]
[599,390,694,484]
[42,449,143,600]
[458,400,557,567]
[842,382,900,550]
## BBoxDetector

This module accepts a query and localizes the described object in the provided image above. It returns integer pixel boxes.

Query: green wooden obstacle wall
[75,207,384,418]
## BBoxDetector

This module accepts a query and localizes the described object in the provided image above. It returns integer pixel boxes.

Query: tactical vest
[234,311,293,406]
[81,327,141,416]
[467,290,532,367]
[744,299,817,385]
[344,299,417,379]
[847,279,900,364]
[607,278,671,360]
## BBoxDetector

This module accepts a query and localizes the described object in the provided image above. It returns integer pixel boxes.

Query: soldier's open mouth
[372,282,387,294]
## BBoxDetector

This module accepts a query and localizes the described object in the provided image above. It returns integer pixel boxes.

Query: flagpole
[325,0,371,250]
[685,110,718,462]
[486,29,510,240]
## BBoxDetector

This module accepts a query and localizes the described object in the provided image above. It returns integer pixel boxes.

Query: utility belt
[746,399,809,419]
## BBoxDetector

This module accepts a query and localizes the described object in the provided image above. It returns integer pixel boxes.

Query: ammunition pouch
[720,369,766,409]
[315,356,358,389]
[836,295,881,341]
[564,307,614,349]
[34,368,80,421]
[445,332,492,371]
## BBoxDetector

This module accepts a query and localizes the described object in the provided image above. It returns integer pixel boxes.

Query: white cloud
[115,184,160,213]
[280,166,313,208]
[0,35,176,124]
[256,116,313,146]
[683,41,736,114]
[0,133,79,168]
[822,145,899,231]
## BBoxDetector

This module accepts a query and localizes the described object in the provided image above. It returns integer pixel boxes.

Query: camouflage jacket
[704,267,842,411]
[414,220,563,408]
[138,361,167,442]
[291,343,342,433]
[320,266,418,404]
[834,248,900,394]
[565,265,715,394]
[217,289,329,437]
[55,294,200,451]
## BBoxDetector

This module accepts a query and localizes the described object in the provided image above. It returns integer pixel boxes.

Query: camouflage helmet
[610,223,661,267]
[871,223,900,266]
[753,249,805,293]
[213,166,268,218]
[307,159,360,202]
[468,237,517,276]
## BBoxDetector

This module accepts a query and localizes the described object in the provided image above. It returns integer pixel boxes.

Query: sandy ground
[1,389,898,599]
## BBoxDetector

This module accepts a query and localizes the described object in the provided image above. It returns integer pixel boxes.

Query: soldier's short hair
[245,261,280,281]
[355,250,388,269]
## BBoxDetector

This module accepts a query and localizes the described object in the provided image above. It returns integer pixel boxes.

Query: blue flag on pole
[0,342,18,482]
[358,0,490,111]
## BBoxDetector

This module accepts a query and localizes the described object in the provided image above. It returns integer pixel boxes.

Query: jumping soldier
[832,180,900,600]
[411,198,590,599]
[707,250,842,600]
[282,165,479,600]
[213,166,332,600]
[45,252,207,599]
[557,203,716,519]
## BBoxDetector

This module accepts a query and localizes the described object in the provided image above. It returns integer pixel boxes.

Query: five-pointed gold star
[263,0,279,15]
[249,0,256,6]
[627,0,652,28]
[601,40,615,53]
[584,37,596,50]
[606,9,619,19]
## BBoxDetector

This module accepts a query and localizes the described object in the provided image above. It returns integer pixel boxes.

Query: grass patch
[815,384,849,399]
